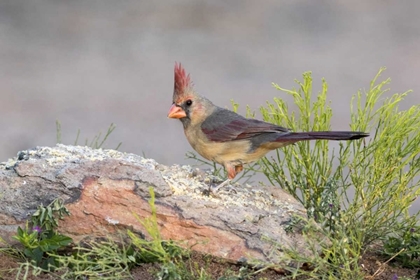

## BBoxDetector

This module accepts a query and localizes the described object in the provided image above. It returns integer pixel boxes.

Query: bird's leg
[209,164,241,195]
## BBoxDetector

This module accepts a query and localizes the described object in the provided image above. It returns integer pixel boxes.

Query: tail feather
[277,131,369,141]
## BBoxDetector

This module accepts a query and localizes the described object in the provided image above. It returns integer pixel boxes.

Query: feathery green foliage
[260,68,419,239]
[51,239,136,279]
[258,68,420,278]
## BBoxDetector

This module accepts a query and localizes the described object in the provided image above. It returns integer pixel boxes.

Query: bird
[167,63,369,195]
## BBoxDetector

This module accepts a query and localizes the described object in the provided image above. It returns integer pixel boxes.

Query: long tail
[277,131,369,141]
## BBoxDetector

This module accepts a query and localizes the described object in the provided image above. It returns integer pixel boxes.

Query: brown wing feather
[201,107,290,142]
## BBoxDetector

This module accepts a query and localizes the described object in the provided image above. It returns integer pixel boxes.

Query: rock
[0,144,319,264]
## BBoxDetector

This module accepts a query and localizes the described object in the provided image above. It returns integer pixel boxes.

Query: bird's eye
[185,100,193,106]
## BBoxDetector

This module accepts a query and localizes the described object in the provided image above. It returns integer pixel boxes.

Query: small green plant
[56,120,122,149]
[383,224,420,268]
[51,239,136,279]
[13,199,72,270]
[128,187,224,279]
[128,187,189,279]
[315,180,342,233]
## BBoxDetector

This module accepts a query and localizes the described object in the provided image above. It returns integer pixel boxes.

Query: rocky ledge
[0,144,321,265]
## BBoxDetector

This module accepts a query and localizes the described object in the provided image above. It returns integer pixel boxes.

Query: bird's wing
[201,107,290,142]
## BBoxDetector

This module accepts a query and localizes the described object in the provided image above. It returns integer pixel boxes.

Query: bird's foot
[207,179,236,198]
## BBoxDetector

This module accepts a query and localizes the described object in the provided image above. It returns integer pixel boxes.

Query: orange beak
[167,104,187,119]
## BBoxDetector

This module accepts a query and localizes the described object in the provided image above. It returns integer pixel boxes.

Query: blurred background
[1,1,419,210]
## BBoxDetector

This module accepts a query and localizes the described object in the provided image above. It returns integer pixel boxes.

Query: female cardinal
[168,63,368,194]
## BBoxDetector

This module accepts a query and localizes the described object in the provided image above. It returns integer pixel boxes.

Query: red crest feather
[173,62,193,102]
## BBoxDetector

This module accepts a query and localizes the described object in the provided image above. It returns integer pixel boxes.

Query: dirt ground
[0,250,418,280]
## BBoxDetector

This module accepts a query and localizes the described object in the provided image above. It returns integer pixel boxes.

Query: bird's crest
[173,62,194,103]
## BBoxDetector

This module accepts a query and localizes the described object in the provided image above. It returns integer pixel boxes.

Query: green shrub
[257,68,420,278]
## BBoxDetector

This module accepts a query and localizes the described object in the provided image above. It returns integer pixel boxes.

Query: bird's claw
[208,186,222,198]
[206,179,236,198]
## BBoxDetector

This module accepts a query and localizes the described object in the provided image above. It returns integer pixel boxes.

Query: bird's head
[167,63,215,126]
